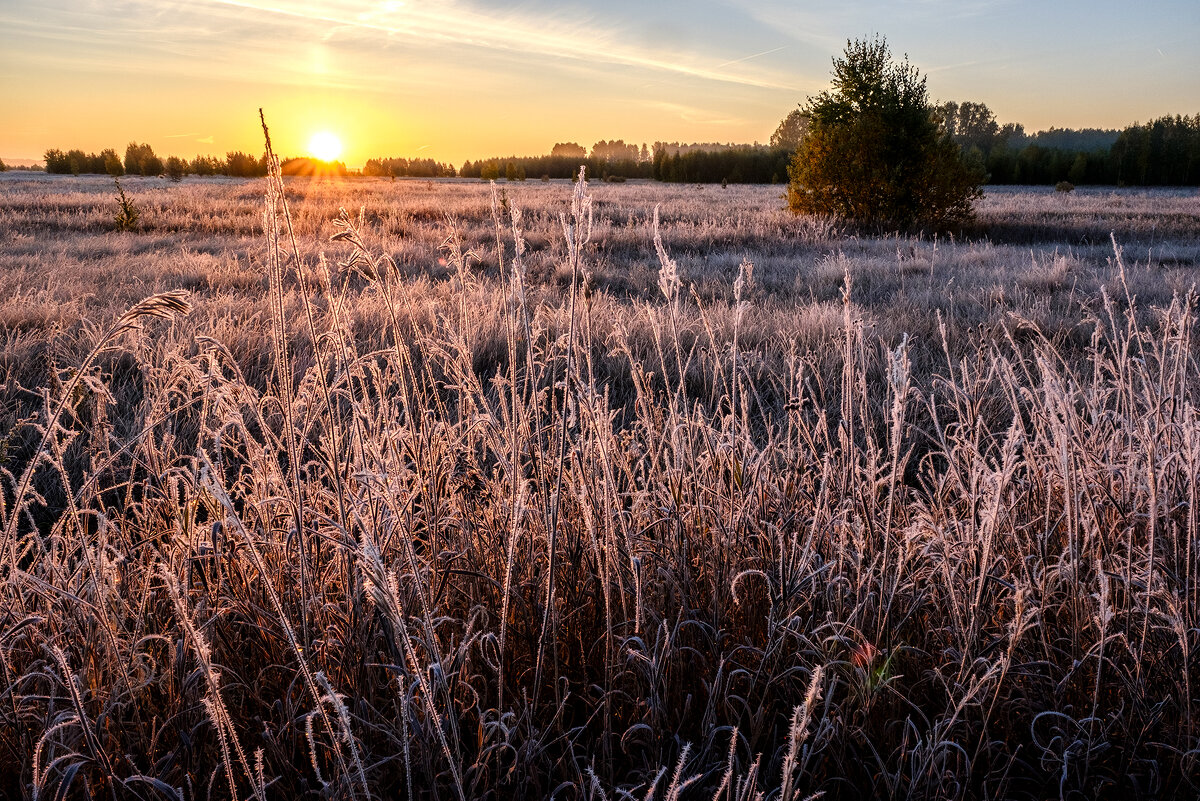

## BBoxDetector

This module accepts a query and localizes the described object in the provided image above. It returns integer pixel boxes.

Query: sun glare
[308,131,343,162]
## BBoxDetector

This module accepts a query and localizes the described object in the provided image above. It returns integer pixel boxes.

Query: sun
[308,131,343,162]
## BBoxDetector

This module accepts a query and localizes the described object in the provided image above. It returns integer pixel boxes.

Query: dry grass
[0,167,1199,799]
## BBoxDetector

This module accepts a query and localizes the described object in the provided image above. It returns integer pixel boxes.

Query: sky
[1,0,1197,167]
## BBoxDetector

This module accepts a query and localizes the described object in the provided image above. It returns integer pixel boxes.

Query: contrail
[716,44,789,69]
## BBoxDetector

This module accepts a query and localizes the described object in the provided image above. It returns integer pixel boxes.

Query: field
[1,171,1199,799]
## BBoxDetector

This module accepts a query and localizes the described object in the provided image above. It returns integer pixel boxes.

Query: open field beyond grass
[1,173,1199,799]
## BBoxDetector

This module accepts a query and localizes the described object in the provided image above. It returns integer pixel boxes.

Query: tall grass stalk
[1,167,1197,799]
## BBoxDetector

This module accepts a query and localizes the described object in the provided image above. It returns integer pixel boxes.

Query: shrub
[0,157,6,172]
[787,36,983,231]
[164,156,186,182]
[113,178,140,231]
[1056,180,1075,193]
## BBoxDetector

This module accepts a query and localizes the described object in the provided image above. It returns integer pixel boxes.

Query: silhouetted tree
[788,36,982,230]
[103,149,124,176]
[190,155,221,176]
[479,161,501,180]
[936,101,1000,152]
[224,151,267,177]
[363,157,453,177]
[164,156,186,182]
[43,149,66,173]
[590,140,639,161]
[770,109,810,150]
[550,142,586,158]
[125,142,162,176]
[66,150,86,175]
[43,149,107,175]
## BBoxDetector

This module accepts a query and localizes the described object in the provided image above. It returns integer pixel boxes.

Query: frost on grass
[0,174,1198,798]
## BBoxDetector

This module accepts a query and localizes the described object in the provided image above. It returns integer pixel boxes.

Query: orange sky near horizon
[2,0,1197,168]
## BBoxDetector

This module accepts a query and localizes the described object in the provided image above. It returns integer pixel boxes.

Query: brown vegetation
[0,166,1198,798]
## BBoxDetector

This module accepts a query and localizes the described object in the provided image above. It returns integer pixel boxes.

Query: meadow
[1,169,1199,799]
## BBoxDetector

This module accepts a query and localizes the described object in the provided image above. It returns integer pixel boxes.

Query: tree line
[35,110,1200,186]
[43,142,275,179]
[458,139,796,183]
[936,102,1200,186]
[362,157,456,178]
[652,144,793,183]
[460,139,650,181]
[458,110,1199,187]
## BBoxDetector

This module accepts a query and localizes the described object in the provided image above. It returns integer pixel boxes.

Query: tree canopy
[770,109,810,150]
[788,37,983,231]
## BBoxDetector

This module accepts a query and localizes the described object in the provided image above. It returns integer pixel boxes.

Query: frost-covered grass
[0,172,1198,799]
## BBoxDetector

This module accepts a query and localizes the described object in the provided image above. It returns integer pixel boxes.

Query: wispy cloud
[649,101,748,127]
[199,0,804,91]
[715,44,789,69]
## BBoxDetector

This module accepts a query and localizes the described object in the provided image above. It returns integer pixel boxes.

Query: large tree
[550,142,586,158]
[788,37,983,231]
[770,109,810,150]
[936,100,1001,152]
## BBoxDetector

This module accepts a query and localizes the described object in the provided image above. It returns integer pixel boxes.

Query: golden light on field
[308,131,343,162]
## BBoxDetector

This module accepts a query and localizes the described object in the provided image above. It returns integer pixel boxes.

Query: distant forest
[935,103,1200,186]
[459,108,1200,186]
[457,139,793,183]
[30,105,1200,186]
[39,143,348,180]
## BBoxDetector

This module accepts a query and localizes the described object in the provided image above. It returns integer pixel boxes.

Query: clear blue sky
[1,0,1196,165]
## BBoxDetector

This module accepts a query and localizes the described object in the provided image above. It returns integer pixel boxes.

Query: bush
[1056,180,1075,193]
[164,156,186,182]
[787,36,983,231]
[113,178,140,231]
